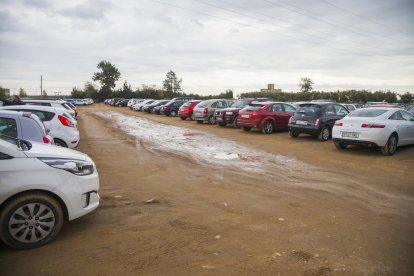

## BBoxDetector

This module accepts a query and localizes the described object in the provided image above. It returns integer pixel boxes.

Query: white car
[1,105,80,148]
[133,99,154,111]
[0,137,99,249]
[332,107,414,155]
[22,99,76,119]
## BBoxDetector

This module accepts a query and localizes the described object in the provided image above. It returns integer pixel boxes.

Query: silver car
[193,99,233,124]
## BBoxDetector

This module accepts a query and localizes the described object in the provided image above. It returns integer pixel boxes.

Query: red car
[237,102,297,134]
[178,100,202,120]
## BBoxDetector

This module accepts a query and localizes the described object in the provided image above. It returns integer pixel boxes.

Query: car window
[283,104,296,112]
[344,105,355,111]
[268,104,283,112]
[211,102,218,108]
[24,110,54,122]
[400,110,414,121]
[0,117,18,138]
[297,104,320,114]
[335,105,349,116]
[389,111,405,120]
[324,105,335,116]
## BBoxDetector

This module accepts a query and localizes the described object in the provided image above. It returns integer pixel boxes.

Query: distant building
[3,88,10,97]
[260,84,281,93]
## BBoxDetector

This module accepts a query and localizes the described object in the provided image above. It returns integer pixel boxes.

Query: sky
[0,0,413,96]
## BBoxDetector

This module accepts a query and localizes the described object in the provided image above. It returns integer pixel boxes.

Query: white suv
[0,137,100,249]
[1,105,80,148]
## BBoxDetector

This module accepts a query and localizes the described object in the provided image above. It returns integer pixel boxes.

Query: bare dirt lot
[1,104,413,275]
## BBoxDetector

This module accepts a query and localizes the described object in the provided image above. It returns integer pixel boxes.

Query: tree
[18,88,28,98]
[0,86,7,99]
[400,92,414,103]
[84,82,98,98]
[92,60,121,90]
[42,90,48,97]
[163,70,182,98]
[299,77,314,93]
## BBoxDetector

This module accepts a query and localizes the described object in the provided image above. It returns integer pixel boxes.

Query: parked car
[342,104,363,112]
[144,100,170,113]
[288,103,349,141]
[133,99,154,111]
[178,100,202,120]
[0,111,52,145]
[22,100,76,119]
[365,102,388,107]
[332,107,414,155]
[65,102,77,117]
[236,102,296,134]
[116,99,130,107]
[193,99,233,124]
[407,105,414,115]
[1,105,80,148]
[160,99,187,117]
[214,98,271,128]
[0,136,100,249]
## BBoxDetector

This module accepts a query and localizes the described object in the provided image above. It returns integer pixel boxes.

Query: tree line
[67,60,413,104]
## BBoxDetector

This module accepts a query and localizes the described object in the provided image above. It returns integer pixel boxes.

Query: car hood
[24,142,88,161]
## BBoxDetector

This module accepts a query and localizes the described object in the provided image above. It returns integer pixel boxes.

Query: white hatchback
[332,107,414,155]
[0,137,100,249]
[1,105,80,148]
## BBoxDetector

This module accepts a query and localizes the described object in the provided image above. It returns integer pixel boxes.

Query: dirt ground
[1,104,413,275]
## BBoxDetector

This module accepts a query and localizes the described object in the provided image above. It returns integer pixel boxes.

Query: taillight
[204,108,208,114]
[58,115,74,127]
[315,118,320,126]
[334,122,343,127]
[163,106,168,110]
[250,113,257,120]
[43,136,50,144]
[361,123,385,128]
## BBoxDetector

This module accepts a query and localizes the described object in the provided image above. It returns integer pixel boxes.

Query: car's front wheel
[170,110,177,117]
[208,116,216,125]
[0,192,64,249]
[381,134,398,156]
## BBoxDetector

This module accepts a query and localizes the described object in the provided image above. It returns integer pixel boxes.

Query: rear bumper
[178,111,191,117]
[333,138,379,147]
[288,124,321,136]
[237,119,260,128]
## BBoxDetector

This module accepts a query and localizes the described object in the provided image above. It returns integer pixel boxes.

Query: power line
[319,0,413,38]
[150,0,394,58]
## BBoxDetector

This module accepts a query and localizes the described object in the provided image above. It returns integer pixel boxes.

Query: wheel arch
[53,138,68,147]
[260,117,275,128]
[0,189,69,221]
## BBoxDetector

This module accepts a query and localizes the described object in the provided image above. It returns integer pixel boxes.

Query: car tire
[318,126,330,141]
[180,117,186,120]
[232,118,240,129]
[334,141,348,150]
[197,120,203,124]
[289,130,299,138]
[208,116,216,125]
[0,192,64,250]
[218,122,226,127]
[381,134,398,156]
[170,111,177,117]
[262,121,274,134]
[54,139,67,147]
[190,114,195,121]
[242,126,251,132]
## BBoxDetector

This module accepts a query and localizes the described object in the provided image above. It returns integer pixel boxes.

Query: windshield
[231,99,249,108]
[297,104,321,114]
[348,109,387,117]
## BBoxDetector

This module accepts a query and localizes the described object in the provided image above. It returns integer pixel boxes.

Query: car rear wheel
[190,114,195,121]
[334,141,348,150]
[197,120,203,124]
[289,130,299,138]
[381,134,398,156]
[0,192,64,250]
[318,126,330,141]
[232,118,240,128]
[242,126,251,132]
[208,116,216,125]
[218,122,226,127]
[54,139,67,147]
[170,111,177,117]
[262,121,274,134]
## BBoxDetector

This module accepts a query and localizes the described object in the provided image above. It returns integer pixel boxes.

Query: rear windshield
[348,109,387,117]
[242,105,263,112]
[182,102,192,107]
[197,101,210,108]
[231,99,250,108]
[297,104,321,114]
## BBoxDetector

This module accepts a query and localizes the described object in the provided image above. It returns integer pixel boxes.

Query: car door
[323,105,337,128]
[269,103,285,128]
[399,111,414,145]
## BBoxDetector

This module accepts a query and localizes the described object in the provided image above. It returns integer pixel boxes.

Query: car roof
[22,99,58,103]
[0,110,31,117]
[1,105,57,112]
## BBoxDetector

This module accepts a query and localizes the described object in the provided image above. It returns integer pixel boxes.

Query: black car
[111,98,124,106]
[116,99,130,107]
[288,102,349,141]
[160,98,191,117]
[143,100,171,113]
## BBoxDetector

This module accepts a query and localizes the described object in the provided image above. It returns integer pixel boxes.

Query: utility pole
[40,75,43,97]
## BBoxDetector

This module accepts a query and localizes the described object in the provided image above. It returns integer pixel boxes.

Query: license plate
[296,120,307,125]
[196,111,201,114]
[241,114,249,118]
[341,131,359,138]
[225,112,233,115]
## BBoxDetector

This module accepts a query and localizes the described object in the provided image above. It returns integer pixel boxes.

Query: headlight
[39,158,94,176]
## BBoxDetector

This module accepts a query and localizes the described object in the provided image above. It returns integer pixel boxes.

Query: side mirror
[17,139,32,151]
